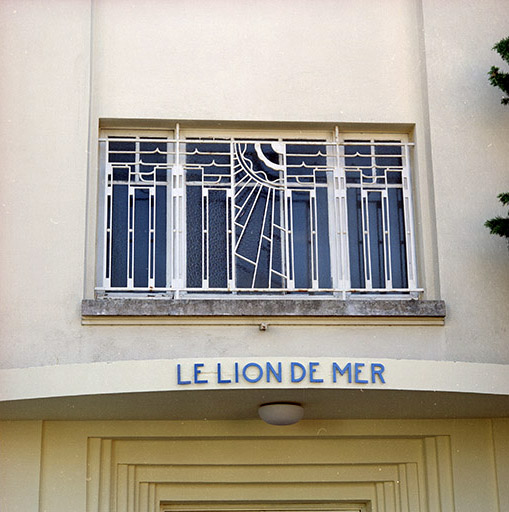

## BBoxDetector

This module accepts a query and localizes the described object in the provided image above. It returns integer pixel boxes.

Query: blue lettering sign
[354,362,368,384]
[175,360,387,387]
[217,363,231,384]
[266,362,282,383]
[309,362,323,383]
[371,363,386,383]
[194,363,208,384]
[332,362,352,383]
[291,362,306,382]
[243,362,263,383]
[177,363,191,385]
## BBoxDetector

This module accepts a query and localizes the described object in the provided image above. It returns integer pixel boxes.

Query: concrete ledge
[82,298,446,320]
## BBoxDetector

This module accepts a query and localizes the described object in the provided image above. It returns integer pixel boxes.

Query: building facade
[1,1,509,511]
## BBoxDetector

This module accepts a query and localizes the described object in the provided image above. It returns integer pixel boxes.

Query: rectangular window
[96,126,418,298]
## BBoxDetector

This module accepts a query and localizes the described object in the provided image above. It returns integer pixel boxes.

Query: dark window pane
[388,188,408,288]
[111,185,128,287]
[186,185,203,288]
[316,187,332,288]
[154,186,167,287]
[347,188,365,289]
[367,191,385,289]
[292,191,311,289]
[133,188,149,288]
[109,139,135,182]
[208,190,228,289]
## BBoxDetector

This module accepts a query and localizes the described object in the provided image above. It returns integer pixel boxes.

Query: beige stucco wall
[1,418,508,512]
[0,1,508,374]
[0,421,42,512]
[2,2,509,510]
[91,0,423,123]
[421,0,509,363]
[0,0,92,367]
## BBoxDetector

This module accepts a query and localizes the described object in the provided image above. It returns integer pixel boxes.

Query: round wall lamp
[258,402,304,425]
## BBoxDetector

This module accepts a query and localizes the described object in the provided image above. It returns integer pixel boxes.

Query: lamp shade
[258,403,304,425]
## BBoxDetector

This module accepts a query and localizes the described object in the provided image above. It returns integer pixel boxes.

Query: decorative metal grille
[97,128,418,297]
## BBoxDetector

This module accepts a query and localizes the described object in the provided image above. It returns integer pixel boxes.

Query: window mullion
[360,143,373,291]
[282,148,295,291]
[170,127,185,297]
[309,186,319,290]
[148,185,156,291]
[127,142,137,290]
[202,188,209,290]
[166,137,173,294]
[229,139,236,291]
[334,129,351,297]
[381,188,392,290]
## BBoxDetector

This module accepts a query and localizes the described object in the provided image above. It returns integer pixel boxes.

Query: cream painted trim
[161,503,365,512]
[86,430,451,512]
[99,127,174,137]
[1,358,508,402]
[181,125,333,139]
[81,315,444,326]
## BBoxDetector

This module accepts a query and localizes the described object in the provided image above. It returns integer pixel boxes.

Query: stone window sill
[81,298,446,326]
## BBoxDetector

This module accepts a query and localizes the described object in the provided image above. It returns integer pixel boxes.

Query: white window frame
[96,125,419,299]
[339,131,418,296]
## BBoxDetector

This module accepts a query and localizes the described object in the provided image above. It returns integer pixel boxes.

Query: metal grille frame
[96,126,419,299]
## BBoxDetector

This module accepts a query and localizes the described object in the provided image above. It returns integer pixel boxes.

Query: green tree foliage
[489,37,509,104]
[486,39,509,241]
[485,193,509,239]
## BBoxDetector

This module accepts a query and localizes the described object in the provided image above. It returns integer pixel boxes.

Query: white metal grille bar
[228,140,236,290]
[382,190,393,289]
[310,189,319,289]
[402,142,418,290]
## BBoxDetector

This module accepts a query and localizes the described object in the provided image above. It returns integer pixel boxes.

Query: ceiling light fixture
[258,402,304,425]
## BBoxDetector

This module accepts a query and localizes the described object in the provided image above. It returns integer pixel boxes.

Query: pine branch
[485,41,509,241]
[489,66,509,95]
[485,217,509,238]
[485,193,509,239]
[493,37,509,63]
[489,37,509,104]
[496,192,509,206]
